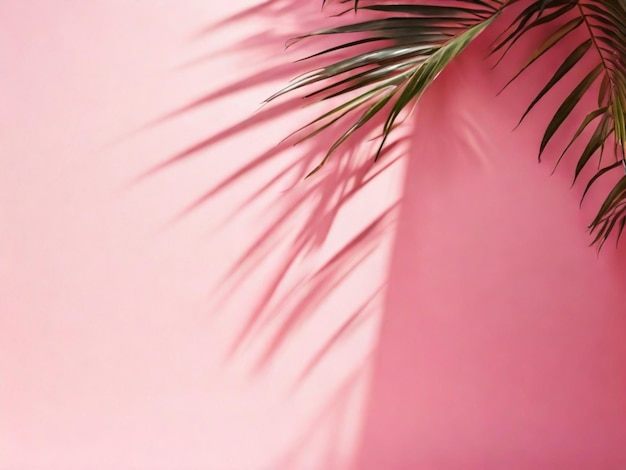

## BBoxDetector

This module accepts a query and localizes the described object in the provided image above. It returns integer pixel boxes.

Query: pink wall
[1,1,625,469]
[354,36,626,469]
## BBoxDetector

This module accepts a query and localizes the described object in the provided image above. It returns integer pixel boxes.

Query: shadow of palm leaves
[142,4,626,468]
[128,2,580,467]
[137,0,405,390]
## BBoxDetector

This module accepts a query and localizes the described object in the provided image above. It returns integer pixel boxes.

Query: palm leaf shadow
[128,1,626,468]
[135,0,404,395]
[126,3,527,467]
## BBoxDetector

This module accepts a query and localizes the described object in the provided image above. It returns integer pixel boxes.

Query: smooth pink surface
[354,41,626,469]
[2,2,626,469]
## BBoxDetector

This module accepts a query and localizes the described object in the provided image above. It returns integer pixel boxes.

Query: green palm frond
[270,0,626,250]
[268,1,507,175]
[496,0,626,249]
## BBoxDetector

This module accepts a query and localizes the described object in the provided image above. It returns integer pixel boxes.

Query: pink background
[2,1,626,469]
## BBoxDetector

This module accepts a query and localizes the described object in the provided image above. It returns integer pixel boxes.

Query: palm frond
[271,0,626,249]
[498,0,626,250]
[268,0,507,177]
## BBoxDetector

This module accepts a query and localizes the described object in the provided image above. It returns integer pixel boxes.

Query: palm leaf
[501,0,626,249]
[271,0,626,249]
[268,0,507,177]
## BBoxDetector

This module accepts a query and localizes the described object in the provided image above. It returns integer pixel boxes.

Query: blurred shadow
[133,1,404,468]
[275,359,372,470]
[351,26,626,470]
[139,0,402,361]
[133,1,626,468]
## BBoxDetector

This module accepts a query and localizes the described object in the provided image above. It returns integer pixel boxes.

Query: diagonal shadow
[127,3,404,467]
[128,2,553,467]
[349,15,626,469]
[133,0,407,384]
[154,3,409,466]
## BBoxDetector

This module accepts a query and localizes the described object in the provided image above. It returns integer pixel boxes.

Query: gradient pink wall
[2,1,625,469]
